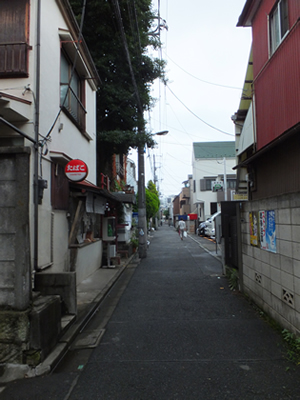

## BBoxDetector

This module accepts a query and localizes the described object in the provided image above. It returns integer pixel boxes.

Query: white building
[192,142,237,221]
[0,0,104,367]
[126,157,138,193]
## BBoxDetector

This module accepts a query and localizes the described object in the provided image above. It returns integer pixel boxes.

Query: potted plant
[130,237,139,252]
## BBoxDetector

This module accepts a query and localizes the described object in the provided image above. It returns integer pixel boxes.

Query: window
[226,179,237,190]
[205,179,214,191]
[200,178,216,191]
[60,52,86,132]
[269,0,289,54]
[0,0,30,77]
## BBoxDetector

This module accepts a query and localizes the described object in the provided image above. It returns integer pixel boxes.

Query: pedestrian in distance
[178,218,186,240]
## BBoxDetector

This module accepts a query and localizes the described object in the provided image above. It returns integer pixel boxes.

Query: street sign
[65,159,88,182]
[212,181,223,192]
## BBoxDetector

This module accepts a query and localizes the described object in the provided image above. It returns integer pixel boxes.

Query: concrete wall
[71,240,103,285]
[0,148,31,310]
[241,193,300,335]
[0,148,32,364]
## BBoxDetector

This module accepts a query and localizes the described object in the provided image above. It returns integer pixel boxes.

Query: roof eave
[237,0,262,27]
[56,0,101,86]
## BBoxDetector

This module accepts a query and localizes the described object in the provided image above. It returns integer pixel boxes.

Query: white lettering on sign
[66,165,86,172]
[65,159,88,182]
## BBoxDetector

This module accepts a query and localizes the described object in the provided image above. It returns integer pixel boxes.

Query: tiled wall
[241,194,300,335]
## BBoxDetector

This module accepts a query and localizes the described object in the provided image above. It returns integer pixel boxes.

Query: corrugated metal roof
[193,142,236,159]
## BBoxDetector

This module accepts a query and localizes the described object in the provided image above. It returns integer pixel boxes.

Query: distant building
[192,142,236,220]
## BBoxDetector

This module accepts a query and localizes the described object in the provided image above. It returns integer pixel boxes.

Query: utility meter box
[103,217,116,241]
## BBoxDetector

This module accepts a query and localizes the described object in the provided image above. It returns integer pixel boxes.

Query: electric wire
[166,83,234,137]
[164,52,244,91]
[166,152,191,167]
[111,0,143,114]
[167,102,197,142]
[150,116,209,141]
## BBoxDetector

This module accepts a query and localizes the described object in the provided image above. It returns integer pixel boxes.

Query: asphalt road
[2,225,300,399]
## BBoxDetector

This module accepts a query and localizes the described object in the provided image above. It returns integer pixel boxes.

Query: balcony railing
[0,42,29,77]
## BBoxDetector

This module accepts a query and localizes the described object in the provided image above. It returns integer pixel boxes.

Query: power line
[150,116,211,140]
[166,84,234,137]
[165,52,244,91]
[111,0,143,113]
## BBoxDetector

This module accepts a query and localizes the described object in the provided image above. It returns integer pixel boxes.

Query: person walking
[178,218,186,240]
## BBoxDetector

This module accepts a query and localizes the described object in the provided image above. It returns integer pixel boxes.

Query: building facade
[234,0,300,334]
[0,0,108,368]
[192,142,237,221]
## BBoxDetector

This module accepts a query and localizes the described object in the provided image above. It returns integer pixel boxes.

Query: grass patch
[247,299,300,365]
[282,329,300,365]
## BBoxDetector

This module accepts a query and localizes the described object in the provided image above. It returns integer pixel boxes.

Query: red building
[232,0,300,335]
[239,0,300,149]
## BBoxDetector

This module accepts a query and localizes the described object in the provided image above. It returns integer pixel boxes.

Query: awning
[70,180,121,202]
[233,121,300,170]
[113,192,136,205]
[236,103,254,156]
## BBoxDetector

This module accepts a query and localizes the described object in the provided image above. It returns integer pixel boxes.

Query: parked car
[197,221,207,236]
[204,211,221,237]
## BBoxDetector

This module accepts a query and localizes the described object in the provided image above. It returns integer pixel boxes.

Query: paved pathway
[2,225,300,399]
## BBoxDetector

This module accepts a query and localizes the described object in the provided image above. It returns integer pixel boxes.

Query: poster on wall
[249,211,258,246]
[259,210,276,253]
[259,211,267,250]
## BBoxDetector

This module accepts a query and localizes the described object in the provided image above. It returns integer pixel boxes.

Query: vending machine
[102,217,116,241]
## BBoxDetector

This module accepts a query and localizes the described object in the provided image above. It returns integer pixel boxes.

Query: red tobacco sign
[65,159,88,182]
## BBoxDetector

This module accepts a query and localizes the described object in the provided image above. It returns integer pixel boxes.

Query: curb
[0,253,139,384]
[188,234,223,264]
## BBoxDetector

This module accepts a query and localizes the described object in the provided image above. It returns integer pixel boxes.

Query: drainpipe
[33,0,41,273]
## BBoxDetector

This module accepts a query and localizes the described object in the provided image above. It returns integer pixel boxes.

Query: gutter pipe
[33,0,41,273]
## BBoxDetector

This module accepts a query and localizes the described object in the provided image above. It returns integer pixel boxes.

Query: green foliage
[133,184,159,221]
[163,209,169,219]
[69,0,166,166]
[246,297,300,365]
[145,187,159,221]
[130,236,139,249]
[147,180,159,197]
[282,329,300,364]
[130,228,139,249]
[113,179,125,192]
[226,266,239,291]
[98,130,156,156]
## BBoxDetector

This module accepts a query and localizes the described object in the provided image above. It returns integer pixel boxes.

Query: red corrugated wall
[251,0,300,150]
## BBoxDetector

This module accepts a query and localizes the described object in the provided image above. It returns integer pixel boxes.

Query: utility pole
[138,130,168,257]
[223,157,227,201]
[138,141,147,258]
[153,154,158,188]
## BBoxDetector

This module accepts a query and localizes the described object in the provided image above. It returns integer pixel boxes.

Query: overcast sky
[130,0,252,197]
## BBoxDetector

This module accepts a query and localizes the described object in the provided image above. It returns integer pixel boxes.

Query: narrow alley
[2,225,300,399]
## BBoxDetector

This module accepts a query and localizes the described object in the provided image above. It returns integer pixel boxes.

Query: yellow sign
[233,193,248,201]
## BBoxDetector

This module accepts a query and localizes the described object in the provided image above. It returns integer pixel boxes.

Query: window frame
[60,49,87,133]
[0,0,30,77]
[269,0,289,55]
[200,177,217,192]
